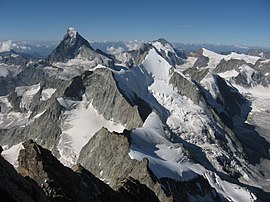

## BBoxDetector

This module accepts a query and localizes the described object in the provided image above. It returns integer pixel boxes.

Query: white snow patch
[0,40,13,52]
[67,27,77,38]
[0,64,21,77]
[106,46,124,55]
[50,61,106,80]
[203,171,257,202]
[200,72,221,99]
[176,56,197,71]
[202,48,260,69]
[15,83,40,110]
[2,142,24,168]
[0,95,31,128]
[239,65,256,85]
[129,112,198,181]
[218,69,239,79]
[125,40,146,51]
[41,88,56,101]
[152,41,174,56]
[233,84,270,113]
[227,52,259,65]
[57,95,125,166]
[202,48,225,68]
[142,48,173,82]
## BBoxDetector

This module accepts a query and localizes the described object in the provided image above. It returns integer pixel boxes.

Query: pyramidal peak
[67,27,77,38]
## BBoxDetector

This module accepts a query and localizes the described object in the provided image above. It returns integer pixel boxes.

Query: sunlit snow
[57,95,125,166]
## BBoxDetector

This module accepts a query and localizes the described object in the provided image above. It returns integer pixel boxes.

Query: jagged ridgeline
[0,28,270,201]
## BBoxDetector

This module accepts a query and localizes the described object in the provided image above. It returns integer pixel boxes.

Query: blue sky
[0,0,269,47]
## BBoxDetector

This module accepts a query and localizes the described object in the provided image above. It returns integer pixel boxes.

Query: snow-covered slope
[202,48,260,68]
[57,95,124,166]
[114,46,263,200]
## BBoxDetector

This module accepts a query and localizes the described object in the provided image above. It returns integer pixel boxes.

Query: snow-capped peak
[152,39,175,54]
[67,27,77,38]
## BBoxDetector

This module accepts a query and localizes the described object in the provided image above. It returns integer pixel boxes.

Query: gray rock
[234,71,269,87]
[47,28,114,67]
[78,45,114,67]
[0,50,28,66]
[18,140,124,202]
[127,43,152,67]
[169,72,201,104]
[214,59,250,73]
[192,48,209,68]
[0,152,48,202]
[47,29,93,63]
[84,68,147,129]
[183,67,209,82]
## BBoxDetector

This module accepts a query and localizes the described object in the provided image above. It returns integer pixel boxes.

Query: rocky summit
[1,28,270,201]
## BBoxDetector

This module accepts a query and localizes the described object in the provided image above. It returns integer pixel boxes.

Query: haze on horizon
[0,0,270,48]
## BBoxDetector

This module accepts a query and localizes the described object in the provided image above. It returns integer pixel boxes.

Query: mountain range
[0,27,270,201]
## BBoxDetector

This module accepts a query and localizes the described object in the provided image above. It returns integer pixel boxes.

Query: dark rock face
[233,68,270,87]
[47,28,114,66]
[78,45,114,67]
[115,177,160,202]
[83,68,148,129]
[169,72,201,104]
[193,55,209,68]
[192,48,209,68]
[47,28,93,63]
[214,59,249,73]
[78,128,221,202]
[254,60,270,76]
[17,140,120,202]
[0,50,28,66]
[16,139,160,202]
[183,67,209,82]
[212,75,245,118]
[248,49,270,59]
[0,152,48,202]
[0,100,62,154]
[127,43,152,67]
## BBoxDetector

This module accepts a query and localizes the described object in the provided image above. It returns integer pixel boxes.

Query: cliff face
[83,68,150,129]
[0,146,48,202]
[13,140,160,202]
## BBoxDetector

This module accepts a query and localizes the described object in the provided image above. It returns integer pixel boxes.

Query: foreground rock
[17,140,160,202]
[0,146,48,202]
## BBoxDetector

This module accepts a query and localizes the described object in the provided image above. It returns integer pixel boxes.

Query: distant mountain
[173,42,270,54]
[47,28,93,63]
[47,28,113,67]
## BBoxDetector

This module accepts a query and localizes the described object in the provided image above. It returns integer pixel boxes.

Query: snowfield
[2,142,24,168]
[57,95,124,166]
[202,48,260,68]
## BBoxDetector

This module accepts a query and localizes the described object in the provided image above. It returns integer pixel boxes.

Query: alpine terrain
[0,28,270,201]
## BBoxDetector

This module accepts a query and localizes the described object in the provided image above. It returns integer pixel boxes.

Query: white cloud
[0,40,13,52]
[12,43,31,51]
[106,46,124,55]
[125,40,146,51]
